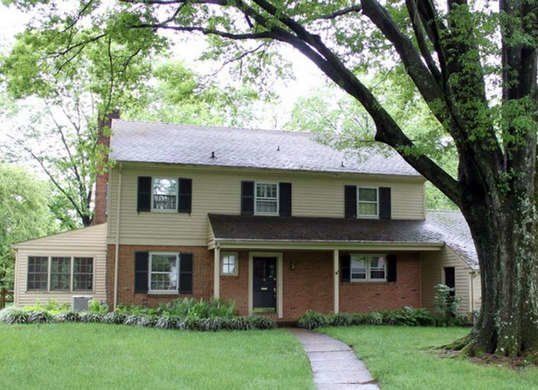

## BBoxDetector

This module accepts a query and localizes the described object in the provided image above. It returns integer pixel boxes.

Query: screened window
[351,255,386,282]
[152,178,177,211]
[221,252,238,276]
[358,187,378,218]
[149,253,179,292]
[27,257,48,290]
[255,183,278,215]
[73,257,93,291]
[50,257,71,290]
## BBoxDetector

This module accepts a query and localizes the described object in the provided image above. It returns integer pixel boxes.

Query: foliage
[433,284,462,326]
[117,297,236,319]
[297,307,462,330]
[0,164,58,288]
[88,299,109,314]
[22,300,70,315]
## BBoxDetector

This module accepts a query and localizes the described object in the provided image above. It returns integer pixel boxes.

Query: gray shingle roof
[209,214,444,245]
[426,210,478,269]
[110,120,420,177]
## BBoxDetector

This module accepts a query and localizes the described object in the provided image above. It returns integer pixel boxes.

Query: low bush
[0,308,29,324]
[298,307,447,330]
[116,298,237,319]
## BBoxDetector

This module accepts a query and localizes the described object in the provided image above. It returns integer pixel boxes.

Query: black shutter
[379,187,392,220]
[387,254,397,282]
[137,176,152,212]
[179,253,193,294]
[340,253,351,282]
[134,252,149,293]
[344,185,357,219]
[279,182,292,217]
[241,181,254,216]
[178,178,192,213]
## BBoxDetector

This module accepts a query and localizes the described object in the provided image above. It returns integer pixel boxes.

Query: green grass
[0,323,313,389]
[321,326,538,390]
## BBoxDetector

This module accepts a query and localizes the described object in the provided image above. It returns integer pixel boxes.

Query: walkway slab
[290,328,379,390]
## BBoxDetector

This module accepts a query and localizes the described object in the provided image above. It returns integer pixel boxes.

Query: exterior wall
[13,224,107,306]
[106,244,213,307]
[339,252,422,312]
[107,164,426,246]
[107,245,423,320]
[421,246,480,313]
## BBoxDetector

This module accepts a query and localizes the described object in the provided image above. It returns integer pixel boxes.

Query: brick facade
[107,245,422,319]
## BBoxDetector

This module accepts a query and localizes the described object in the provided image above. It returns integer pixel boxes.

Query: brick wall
[106,246,422,318]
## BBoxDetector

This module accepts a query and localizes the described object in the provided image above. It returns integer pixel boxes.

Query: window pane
[222,254,237,275]
[51,257,70,290]
[27,256,48,290]
[351,258,367,280]
[358,202,377,216]
[150,254,177,291]
[256,199,278,213]
[370,257,386,279]
[152,178,177,210]
[359,188,377,202]
[74,257,93,291]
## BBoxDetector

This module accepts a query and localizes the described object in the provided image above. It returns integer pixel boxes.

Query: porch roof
[208,214,445,250]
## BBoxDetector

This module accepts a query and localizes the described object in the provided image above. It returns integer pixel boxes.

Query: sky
[0,3,331,129]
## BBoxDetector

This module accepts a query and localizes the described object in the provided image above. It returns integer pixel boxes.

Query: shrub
[27,311,53,324]
[123,314,141,326]
[433,284,461,326]
[88,299,109,314]
[298,310,328,330]
[0,308,29,324]
[155,316,181,329]
[54,312,80,323]
[248,316,277,329]
[103,311,126,324]
[79,312,104,323]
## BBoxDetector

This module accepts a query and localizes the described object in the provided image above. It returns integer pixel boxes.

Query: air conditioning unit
[72,296,92,312]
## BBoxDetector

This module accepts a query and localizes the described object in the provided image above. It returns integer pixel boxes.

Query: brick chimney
[93,110,120,225]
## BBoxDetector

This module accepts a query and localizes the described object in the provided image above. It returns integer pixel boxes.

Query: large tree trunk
[462,184,538,357]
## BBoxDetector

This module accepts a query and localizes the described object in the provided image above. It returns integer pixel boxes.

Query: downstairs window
[350,255,387,282]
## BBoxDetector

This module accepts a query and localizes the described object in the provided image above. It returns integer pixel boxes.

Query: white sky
[0,3,330,129]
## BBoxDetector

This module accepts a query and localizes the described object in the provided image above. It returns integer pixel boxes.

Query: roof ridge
[113,119,312,137]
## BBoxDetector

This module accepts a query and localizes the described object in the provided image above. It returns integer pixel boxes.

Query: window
[74,257,93,291]
[152,178,177,211]
[50,257,71,290]
[221,252,238,276]
[255,182,278,215]
[26,256,94,292]
[27,257,48,290]
[350,255,386,282]
[358,187,378,218]
[149,253,179,293]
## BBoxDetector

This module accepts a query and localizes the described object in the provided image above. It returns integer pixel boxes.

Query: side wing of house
[421,246,481,313]
[13,223,107,306]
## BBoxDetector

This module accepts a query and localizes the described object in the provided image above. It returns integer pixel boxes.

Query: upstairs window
[255,182,278,215]
[149,253,179,293]
[358,187,378,218]
[152,178,177,211]
[351,254,387,282]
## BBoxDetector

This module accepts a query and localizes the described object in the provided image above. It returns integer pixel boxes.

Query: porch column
[333,249,339,313]
[213,247,220,299]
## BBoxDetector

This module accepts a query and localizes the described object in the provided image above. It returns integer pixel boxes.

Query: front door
[253,257,277,311]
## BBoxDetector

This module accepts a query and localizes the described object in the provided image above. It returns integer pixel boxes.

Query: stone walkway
[289,328,380,390]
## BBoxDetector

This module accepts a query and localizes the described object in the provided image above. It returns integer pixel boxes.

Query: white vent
[72,296,92,312]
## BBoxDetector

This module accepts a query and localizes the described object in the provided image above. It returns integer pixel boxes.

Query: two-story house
[12,119,481,320]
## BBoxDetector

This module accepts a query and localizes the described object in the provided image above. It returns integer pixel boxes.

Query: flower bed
[0,298,276,331]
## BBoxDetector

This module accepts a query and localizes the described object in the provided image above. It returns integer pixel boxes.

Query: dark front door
[253,257,277,310]
[444,267,456,297]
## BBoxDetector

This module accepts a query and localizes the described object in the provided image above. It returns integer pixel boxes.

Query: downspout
[113,163,122,310]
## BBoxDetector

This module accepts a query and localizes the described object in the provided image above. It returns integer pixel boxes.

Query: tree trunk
[462,187,538,357]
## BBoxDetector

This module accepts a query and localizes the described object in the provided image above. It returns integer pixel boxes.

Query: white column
[333,249,339,314]
[213,247,220,299]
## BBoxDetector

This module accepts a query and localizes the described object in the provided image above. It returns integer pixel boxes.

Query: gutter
[113,163,122,310]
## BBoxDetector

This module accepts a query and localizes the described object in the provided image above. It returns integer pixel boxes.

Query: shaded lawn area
[321,326,538,390]
[0,323,313,390]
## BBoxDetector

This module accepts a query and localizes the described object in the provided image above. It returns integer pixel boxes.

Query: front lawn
[0,323,313,389]
[321,326,538,390]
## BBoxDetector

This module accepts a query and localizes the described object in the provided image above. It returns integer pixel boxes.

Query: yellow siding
[421,246,479,313]
[107,164,426,246]
[13,224,107,306]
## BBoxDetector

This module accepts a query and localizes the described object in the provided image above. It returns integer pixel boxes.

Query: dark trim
[344,185,357,219]
[178,178,192,213]
[379,187,391,220]
[387,254,397,282]
[340,253,351,282]
[137,177,152,212]
[134,252,149,293]
[279,182,292,217]
[241,181,255,216]
[179,253,193,294]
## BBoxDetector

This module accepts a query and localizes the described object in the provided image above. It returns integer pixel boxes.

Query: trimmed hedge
[0,307,276,331]
[297,306,468,330]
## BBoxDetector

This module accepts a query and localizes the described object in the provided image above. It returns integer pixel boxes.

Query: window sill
[25,290,95,294]
[349,280,387,283]
[221,273,239,277]
[357,216,379,220]
[147,291,179,296]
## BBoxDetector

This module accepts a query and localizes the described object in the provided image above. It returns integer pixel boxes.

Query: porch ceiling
[208,214,444,250]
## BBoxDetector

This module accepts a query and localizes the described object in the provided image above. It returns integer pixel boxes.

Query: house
[12,119,481,319]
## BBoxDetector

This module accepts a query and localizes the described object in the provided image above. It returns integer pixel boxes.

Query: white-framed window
[26,256,93,292]
[221,252,238,276]
[149,252,179,293]
[357,187,378,218]
[152,177,178,212]
[351,254,387,282]
[255,182,279,215]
